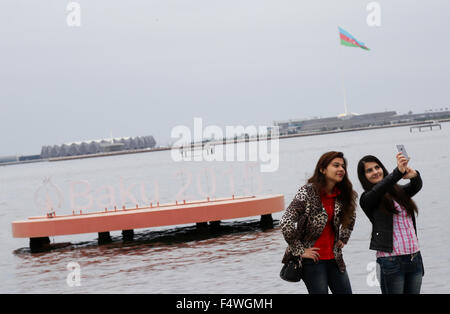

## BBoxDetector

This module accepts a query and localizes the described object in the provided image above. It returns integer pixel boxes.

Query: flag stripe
[338,27,356,41]
[340,33,368,50]
[340,32,366,48]
[340,39,359,48]
[340,33,360,46]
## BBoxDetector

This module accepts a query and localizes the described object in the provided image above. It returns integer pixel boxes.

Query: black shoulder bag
[280,256,302,282]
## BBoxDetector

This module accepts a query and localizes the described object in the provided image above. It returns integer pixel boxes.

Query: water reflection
[11,220,282,293]
[13,220,280,263]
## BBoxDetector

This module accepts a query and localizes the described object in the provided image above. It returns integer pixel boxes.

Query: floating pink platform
[12,195,284,242]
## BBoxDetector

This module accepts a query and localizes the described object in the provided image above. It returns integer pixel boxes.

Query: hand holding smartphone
[396,144,410,175]
[396,144,410,160]
[396,145,418,179]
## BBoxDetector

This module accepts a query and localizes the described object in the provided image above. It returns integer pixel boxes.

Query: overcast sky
[1,0,449,156]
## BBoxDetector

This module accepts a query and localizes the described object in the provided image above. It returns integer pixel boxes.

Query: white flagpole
[341,68,349,116]
[338,34,350,118]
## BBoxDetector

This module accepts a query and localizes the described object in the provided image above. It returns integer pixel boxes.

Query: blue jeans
[301,259,352,294]
[376,251,424,294]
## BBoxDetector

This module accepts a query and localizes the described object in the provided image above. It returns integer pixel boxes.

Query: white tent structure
[40,135,156,158]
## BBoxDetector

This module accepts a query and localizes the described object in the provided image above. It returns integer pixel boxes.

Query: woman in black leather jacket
[357,152,424,294]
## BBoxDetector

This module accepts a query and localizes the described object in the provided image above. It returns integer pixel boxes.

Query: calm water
[1,125,449,293]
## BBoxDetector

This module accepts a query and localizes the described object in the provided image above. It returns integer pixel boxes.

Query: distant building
[0,155,41,164]
[0,155,19,163]
[274,110,450,135]
[40,135,156,159]
[19,155,41,162]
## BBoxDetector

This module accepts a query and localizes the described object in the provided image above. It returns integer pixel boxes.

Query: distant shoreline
[2,119,449,166]
[276,118,449,140]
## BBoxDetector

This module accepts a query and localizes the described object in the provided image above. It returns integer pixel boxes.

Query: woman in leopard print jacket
[280,151,357,294]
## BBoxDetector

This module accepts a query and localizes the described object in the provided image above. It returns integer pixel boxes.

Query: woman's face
[322,157,346,185]
[364,161,384,184]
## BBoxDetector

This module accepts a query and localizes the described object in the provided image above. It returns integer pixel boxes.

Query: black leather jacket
[359,167,423,252]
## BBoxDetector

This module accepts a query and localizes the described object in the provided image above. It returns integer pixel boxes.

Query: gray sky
[1,0,449,156]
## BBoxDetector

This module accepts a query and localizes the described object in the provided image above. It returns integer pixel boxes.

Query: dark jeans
[376,251,424,294]
[302,259,352,294]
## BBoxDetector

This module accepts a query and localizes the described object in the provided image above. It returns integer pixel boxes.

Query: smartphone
[396,144,410,160]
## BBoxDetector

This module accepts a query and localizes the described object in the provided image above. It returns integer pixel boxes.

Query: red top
[313,188,339,260]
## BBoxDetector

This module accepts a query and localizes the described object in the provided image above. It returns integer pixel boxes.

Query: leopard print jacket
[280,183,356,273]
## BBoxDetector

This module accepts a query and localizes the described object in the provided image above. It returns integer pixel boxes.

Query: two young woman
[281,151,423,294]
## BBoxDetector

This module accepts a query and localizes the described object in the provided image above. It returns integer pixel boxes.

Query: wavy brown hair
[308,151,357,228]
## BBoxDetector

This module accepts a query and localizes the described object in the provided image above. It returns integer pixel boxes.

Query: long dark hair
[357,155,418,216]
[308,151,357,228]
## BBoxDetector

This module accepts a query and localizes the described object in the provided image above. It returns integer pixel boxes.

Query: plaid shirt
[376,201,420,258]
